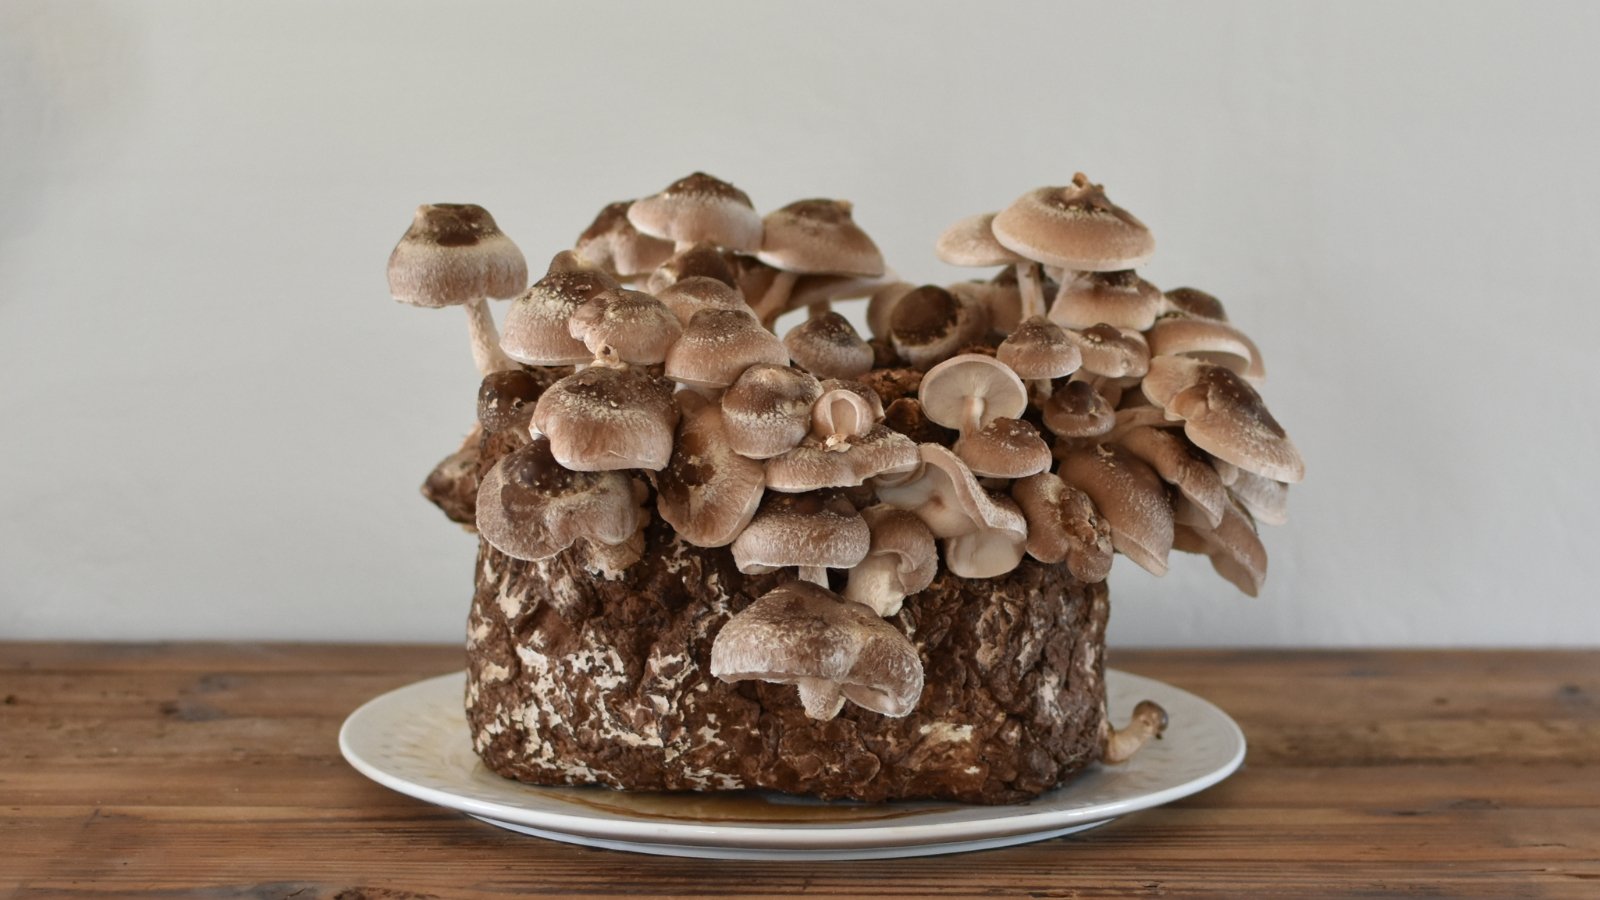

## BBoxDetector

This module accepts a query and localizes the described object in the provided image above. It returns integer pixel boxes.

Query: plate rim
[339,668,1246,849]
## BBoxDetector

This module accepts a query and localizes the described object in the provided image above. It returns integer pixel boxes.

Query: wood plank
[3,643,1598,898]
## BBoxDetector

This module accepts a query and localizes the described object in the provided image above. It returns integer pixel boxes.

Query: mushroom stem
[797,565,830,588]
[463,296,518,375]
[796,677,845,720]
[673,239,695,253]
[959,395,986,435]
[1015,261,1046,322]
[754,270,800,328]
[807,299,832,319]
[1101,700,1170,764]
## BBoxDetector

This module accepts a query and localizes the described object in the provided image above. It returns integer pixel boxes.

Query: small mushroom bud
[721,364,823,459]
[476,368,544,434]
[888,286,989,368]
[567,288,682,366]
[1101,700,1169,764]
[646,241,741,293]
[784,312,874,379]
[1050,270,1164,332]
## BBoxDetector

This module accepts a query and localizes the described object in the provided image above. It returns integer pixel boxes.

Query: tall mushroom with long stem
[388,203,528,375]
[752,199,885,322]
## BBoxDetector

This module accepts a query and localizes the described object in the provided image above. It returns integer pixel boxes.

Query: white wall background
[3,1,1597,646]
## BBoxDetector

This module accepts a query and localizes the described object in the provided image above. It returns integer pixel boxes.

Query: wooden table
[2,644,1596,898]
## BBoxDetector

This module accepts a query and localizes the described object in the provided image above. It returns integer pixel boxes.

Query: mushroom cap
[645,242,740,294]
[1065,323,1151,379]
[935,212,1025,267]
[1162,286,1229,321]
[1146,357,1305,483]
[388,203,528,308]
[721,364,823,459]
[665,308,790,389]
[1011,472,1114,583]
[765,425,919,492]
[865,280,917,339]
[1041,379,1116,439]
[573,199,673,278]
[476,368,545,434]
[474,437,642,561]
[530,365,679,471]
[757,198,885,277]
[888,285,989,368]
[731,493,870,573]
[917,353,1028,432]
[567,288,683,365]
[955,417,1052,479]
[1049,270,1164,332]
[655,394,766,547]
[1117,425,1228,528]
[501,252,619,366]
[875,444,1027,578]
[710,580,924,718]
[1147,316,1264,382]
[1175,496,1267,597]
[1059,443,1175,576]
[655,276,753,326]
[811,382,883,442]
[627,172,764,252]
[784,312,874,380]
[996,316,1082,380]
[843,506,938,617]
[990,175,1155,272]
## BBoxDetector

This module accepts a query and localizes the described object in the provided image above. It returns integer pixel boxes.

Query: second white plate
[340,669,1245,860]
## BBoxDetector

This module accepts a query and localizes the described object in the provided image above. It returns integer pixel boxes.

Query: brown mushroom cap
[955,417,1052,479]
[936,212,1025,267]
[530,365,678,471]
[645,242,740,294]
[573,199,674,279]
[917,353,1028,432]
[1146,357,1305,483]
[500,252,619,366]
[811,383,883,444]
[1059,443,1175,576]
[990,175,1155,272]
[1162,286,1229,321]
[474,437,642,561]
[567,288,683,365]
[843,506,938,616]
[1117,425,1228,528]
[627,172,763,252]
[1050,270,1164,332]
[1065,323,1151,379]
[865,280,918,339]
[888,285,989,368]
[1147,316,1264,382]
[654,393,766,547]
[997,316,1082,380]
[784,312,874,379]
[665,308,790,389]
[1011,472,1114,583]
[710,580,924,719]
[1041,380,1116,439]
[655,276,753,326]
[765,424,919,492]
[388,203,528,308]
[1175,496,1267,597]
[721,364,823,459]
[731,493,870,574]
[757,199,885,278]
[476,368,545,434]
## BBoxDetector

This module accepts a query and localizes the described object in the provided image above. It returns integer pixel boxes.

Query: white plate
[340,669,1245,860]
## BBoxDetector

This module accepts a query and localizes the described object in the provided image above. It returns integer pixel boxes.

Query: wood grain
[1,643,1596,899]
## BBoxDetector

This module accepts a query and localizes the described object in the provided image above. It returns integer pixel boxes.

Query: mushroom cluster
[390,171,1303,734]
